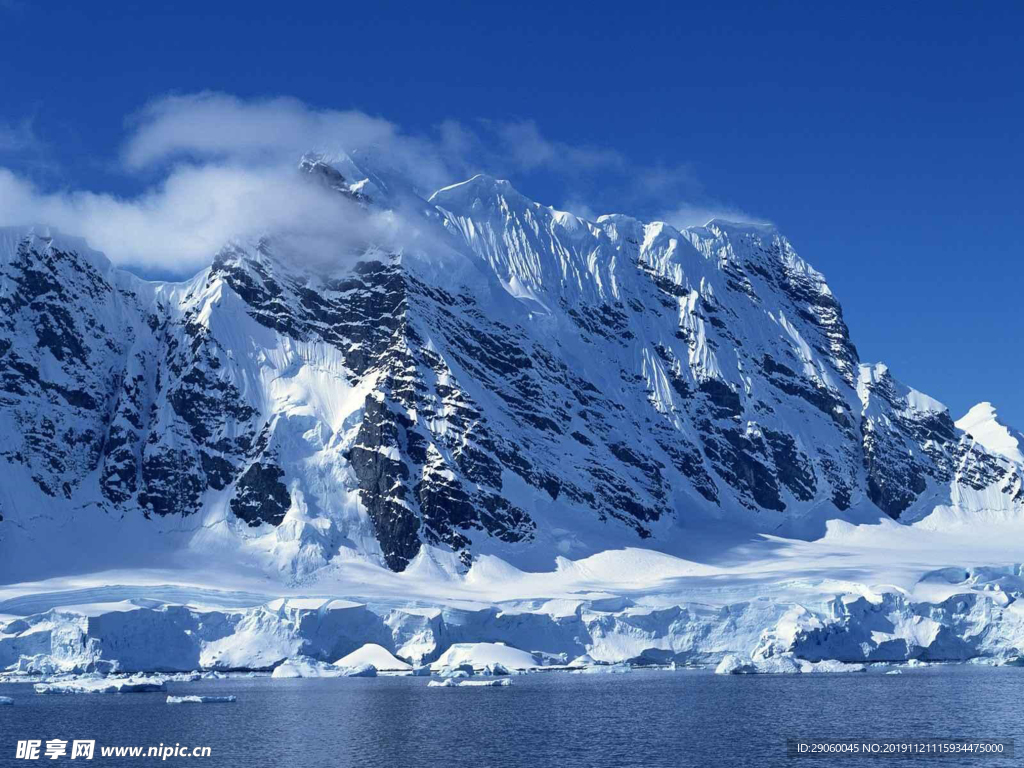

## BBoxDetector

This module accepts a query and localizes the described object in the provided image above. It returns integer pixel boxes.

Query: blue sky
[1,1,1021,425]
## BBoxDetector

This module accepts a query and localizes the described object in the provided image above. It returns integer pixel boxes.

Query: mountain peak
[428,173,518,206]
[956,402,1024,464]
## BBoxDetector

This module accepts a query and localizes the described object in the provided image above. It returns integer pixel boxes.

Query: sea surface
[1,666,1021,767]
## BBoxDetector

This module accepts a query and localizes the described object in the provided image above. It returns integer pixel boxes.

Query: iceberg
[271,658,339,679]
[715,654,865,674]
[333,644,410,672]
[34,677,167,694]
[715,655,758,675]
[428,678,510,688]
[802,659,865,674]
[434,666,471,679]
[430,643,541,672]
[166,695,236,704]
[336,663,377,678]
[571,663,632,675]
[0,695,13,705]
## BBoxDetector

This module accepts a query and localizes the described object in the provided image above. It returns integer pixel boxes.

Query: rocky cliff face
[1,158,1021,579]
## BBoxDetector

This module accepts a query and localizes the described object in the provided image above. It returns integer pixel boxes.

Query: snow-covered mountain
[1,154,1021,583]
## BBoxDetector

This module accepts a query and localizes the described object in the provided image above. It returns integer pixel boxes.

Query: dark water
[1,667,1021,767]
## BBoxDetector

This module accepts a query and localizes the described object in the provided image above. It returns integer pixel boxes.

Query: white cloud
[491,120,626,174]
[0,92,767,274]
[0,163,431,273]
[656,202,771,230]
[123,92,452,194]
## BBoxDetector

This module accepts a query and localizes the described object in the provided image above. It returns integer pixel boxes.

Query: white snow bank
[7,548,1024,677]
[333,643,410,671]
[166,695,236,704]
[430,642,540,671]
[34,677,166,694]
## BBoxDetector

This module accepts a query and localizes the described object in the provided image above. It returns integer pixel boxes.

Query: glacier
[1,153,1024,676]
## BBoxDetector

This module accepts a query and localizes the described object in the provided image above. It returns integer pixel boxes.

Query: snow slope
[2,154,1021,585]
[1,153,1023,672]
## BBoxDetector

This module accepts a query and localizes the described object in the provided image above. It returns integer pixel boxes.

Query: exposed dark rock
[230,461,291,527]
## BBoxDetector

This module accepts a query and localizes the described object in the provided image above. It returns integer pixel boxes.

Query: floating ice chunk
[885,670,903,675]
[482,663,510,676]
[716,654,864,675]
[34,677,167,694]
[333,644,410,672]
[434,664,473,679]
[166,695,236,704]
[428,678,510,687]
[0,696,13,705]
[568,653,597,668]
[750,656,803,674]
[571,663,632,674]
[336,663,377,678]
[800,659,865,674]
[163,672,203,682]
[271,658,340,679]
[431,643,541,671]
[902,659,930,668]
[715,655,758,675]
[458,678,511,687]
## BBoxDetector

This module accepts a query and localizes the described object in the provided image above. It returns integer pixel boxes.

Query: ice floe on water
[167,695,236,704]
[0,695,13,705]
[715,654,865,675]
[336,663,377,678]
[270,658,377,679]
[571,663,632,675]
[428,678,511,688]
[34,677,167,694]
[271,658,339,679]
